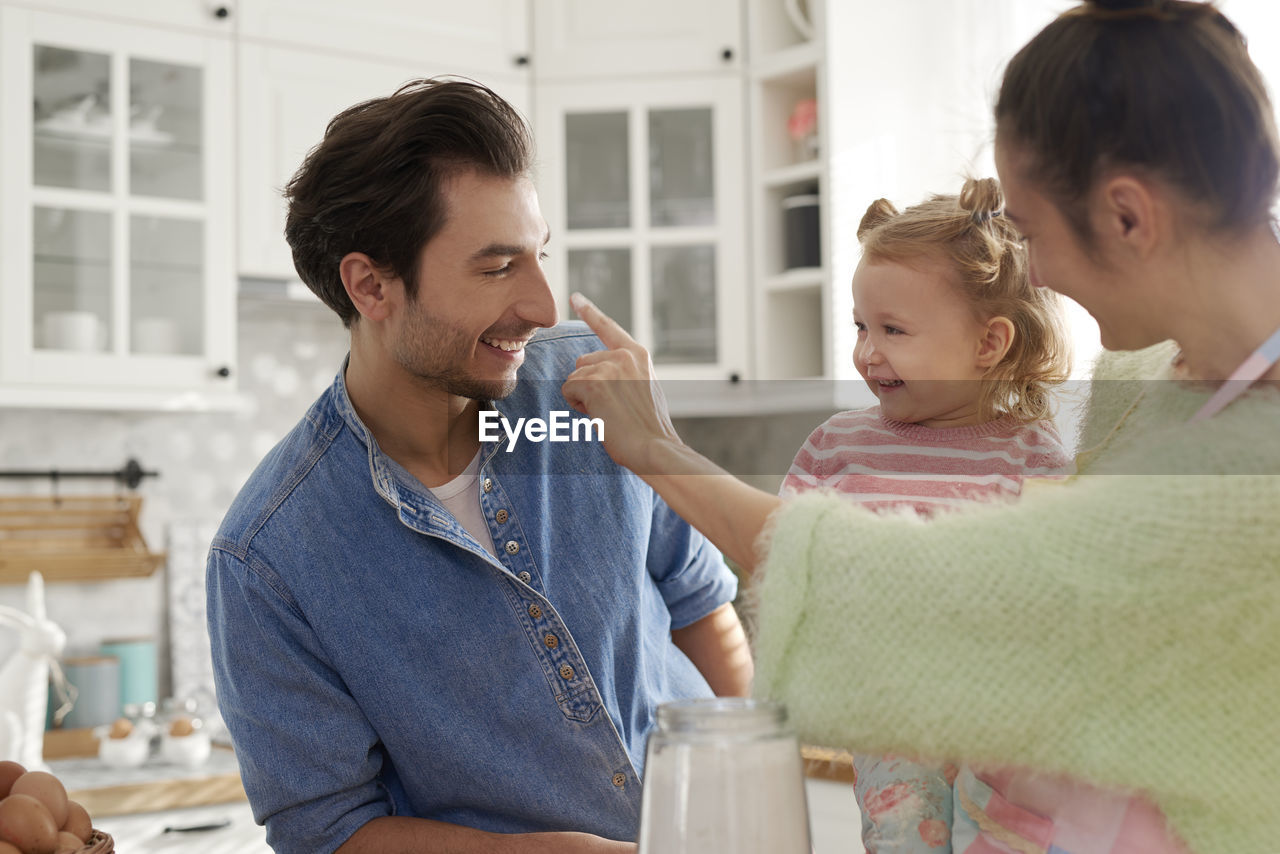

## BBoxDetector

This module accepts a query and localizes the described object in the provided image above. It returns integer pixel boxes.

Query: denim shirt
[206,323,737,854]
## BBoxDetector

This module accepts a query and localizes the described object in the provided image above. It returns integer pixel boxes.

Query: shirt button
[612,773,627,788]
[544,634,559,649]
[505,540,520,555]
[495,509,509,524]
[559,664,575,680]
[482,478,493,493]
[528,604,542,619]
[518,571,532,584]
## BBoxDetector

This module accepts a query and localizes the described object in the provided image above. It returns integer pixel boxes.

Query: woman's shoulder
[1089,341,1178,383]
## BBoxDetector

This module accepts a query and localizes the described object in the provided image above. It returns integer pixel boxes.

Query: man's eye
[483,264,513,277]
[539,251,550,263]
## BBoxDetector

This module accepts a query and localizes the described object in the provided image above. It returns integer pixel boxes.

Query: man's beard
[393,302,523,401]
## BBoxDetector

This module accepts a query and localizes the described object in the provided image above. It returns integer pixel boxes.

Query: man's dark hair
[284,77,534,327]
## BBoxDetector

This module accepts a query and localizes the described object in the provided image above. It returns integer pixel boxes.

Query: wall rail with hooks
[0,457,159,491]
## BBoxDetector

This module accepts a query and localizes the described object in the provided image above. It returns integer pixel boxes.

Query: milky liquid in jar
[637,698,812,854]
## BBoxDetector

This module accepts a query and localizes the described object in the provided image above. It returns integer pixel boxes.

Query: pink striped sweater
[781,407,1071,513]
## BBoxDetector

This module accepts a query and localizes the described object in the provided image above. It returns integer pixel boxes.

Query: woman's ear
[976,316,1015,369]
[340,252,399,322]
[1095,175,1161,259]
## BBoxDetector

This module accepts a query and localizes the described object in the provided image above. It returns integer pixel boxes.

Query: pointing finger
[570,292,637,351]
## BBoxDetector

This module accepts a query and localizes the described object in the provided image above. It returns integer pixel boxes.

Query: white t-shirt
[427,449,497,557]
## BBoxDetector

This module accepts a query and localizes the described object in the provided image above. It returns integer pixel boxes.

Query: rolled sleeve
[207,545,394,854]
[645,489,739,630]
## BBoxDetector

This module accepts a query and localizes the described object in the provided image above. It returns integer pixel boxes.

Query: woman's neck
[1167,224,1280,382]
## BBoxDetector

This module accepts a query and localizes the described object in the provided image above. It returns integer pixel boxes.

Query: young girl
[781,177,1073,853]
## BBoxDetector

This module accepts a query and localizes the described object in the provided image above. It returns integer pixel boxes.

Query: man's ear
[976,316,1015,369]
[1095,175,1161,260]
[340,252,398,322]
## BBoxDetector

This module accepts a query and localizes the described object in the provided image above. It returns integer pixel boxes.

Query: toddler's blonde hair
[856,177,1071,424]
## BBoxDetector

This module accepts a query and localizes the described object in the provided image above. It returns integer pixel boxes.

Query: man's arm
[336,817,635,853]
[671,601,753,697]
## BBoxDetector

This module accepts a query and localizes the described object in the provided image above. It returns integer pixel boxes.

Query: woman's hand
[562,292,682,474]
[562,292,783,574]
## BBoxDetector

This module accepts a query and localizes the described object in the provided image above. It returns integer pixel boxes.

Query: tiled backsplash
[0,300,350,698]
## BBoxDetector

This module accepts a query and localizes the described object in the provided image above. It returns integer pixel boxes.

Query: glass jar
[638,697,812,853]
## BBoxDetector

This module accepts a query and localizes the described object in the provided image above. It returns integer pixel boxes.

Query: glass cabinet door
[548,78,745,381]
[566,112,630,229]
[130,215,203,356]
[129,58,203,201]
[32,206,112,353]
[2,7,235,400]
[567,248,632,332]
[648,107,716,364]
[33,46,112,193]
[648,107,714,227]
[31,48,209,360]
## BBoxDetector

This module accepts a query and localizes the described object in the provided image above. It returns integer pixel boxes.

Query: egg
[59,802,90,843]
[168,716,194,737]
[107,718,132,740]
[9,774,68,830]
[0,793,59,854]
[0,765,24,801]
[52,831,81,854]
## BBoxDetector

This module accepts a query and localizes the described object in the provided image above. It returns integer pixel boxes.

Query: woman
[562,1,1280,852]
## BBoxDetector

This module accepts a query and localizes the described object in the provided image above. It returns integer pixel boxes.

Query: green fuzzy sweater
[753,342,1280,854]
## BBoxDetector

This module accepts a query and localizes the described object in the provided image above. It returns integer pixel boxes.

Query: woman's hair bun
[958,177,1004,219]
[857,198,898,240]
[1086,0,1161,10]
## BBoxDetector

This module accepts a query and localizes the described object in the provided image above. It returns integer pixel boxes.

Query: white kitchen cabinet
[0,0,238,36]
[532,0,741,80]
[536,77,748,387]
[0,7,238,409]
[238,0,529,75]
[236,2,533,282]
[237,44,531,281]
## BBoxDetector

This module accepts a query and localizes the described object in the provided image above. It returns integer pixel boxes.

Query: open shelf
[764,159,821,188]
[765,267,823,293]
[752,41,820,82]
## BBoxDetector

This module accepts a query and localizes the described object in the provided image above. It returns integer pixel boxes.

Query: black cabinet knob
[213,5,230,19]
[721,47,734,62]
[215,365,232,378]
[729,372,741,384]
[514,54,530,67]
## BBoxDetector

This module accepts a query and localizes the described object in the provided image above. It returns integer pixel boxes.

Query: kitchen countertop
[94,801,270,853]
[48,745,246,818]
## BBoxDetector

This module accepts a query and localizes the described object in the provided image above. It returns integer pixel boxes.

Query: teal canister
[100,636,158,714]
[54,656,120,729]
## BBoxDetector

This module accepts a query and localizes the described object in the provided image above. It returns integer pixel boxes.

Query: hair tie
[970,209,1004,224]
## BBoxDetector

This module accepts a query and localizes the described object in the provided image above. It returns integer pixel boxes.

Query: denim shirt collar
[328,354,510,551]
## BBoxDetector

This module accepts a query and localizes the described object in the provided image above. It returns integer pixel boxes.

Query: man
[206,78,751,854]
